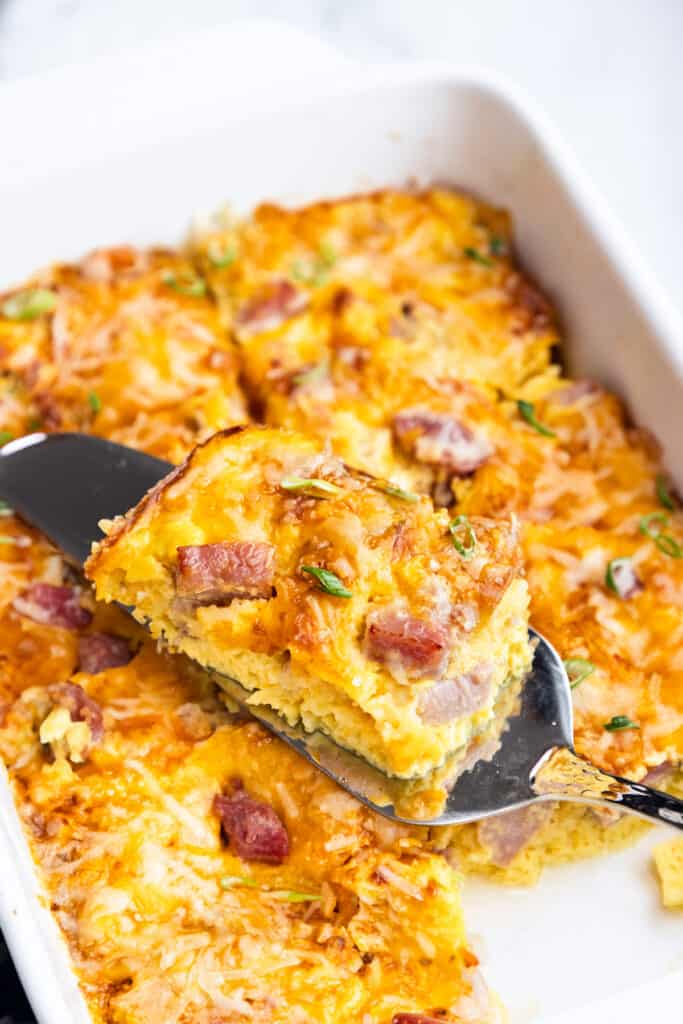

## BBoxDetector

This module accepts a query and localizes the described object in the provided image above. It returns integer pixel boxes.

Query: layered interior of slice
[86,425,532,778]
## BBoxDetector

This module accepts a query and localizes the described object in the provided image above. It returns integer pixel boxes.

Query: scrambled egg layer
[86,425,531,779]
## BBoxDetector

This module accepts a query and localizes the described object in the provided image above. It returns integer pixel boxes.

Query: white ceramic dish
[1,21,682,1024]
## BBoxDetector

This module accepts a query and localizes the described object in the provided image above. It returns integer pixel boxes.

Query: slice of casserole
[86,425,532,779]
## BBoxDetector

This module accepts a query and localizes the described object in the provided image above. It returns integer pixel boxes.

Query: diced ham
[477,802,554,867]
[506,272,553,333]
[12,583,92,630]
[393,410,492,475]
[643,761,675,787]
[78,633,132,674]
[48,682,104,744]
[608,560,643,600]
[549,379,600,406]
[213,780,289,864]
[418,663,493,725]
[175,541,275,603]
[392,1015,446,1024]
[365,609,449,679]
[236,280,308,334]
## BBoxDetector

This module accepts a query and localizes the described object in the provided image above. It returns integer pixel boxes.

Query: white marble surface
[0,0,681,309]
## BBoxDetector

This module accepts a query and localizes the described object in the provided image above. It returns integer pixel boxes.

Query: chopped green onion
[656,473,675,511]
[220,875,259,889]
[517,400,556,438]
[464,247,493,268]
[603,715,639,732]
[270,890,320,903]
[162,270,207,297]
[2,288,57,321]
[26,418,42,432]
[605,557,632,594]
[449,515,477,559]
[0,536,17,545]
[280,477,341,497]
[88,391,102,414]
[0,431,13,446]
[489,236,507,257]
[638,512,682,558]
[291,362,327,389]
[0,500,13,517]
[291,242,337,287]
[207,241,237,269]
[563,658,595,689]
[378,483,419,503]
[655,534,683,559]
[301,565,352,598]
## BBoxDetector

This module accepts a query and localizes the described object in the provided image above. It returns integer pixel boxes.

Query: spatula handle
[533,746,683,829]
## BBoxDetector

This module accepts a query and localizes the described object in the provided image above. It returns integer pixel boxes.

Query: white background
[1,0,681,312]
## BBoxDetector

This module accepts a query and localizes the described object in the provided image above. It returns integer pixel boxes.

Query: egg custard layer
[86,425,532,779]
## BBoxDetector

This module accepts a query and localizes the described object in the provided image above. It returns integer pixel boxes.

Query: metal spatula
[2,431,682,831]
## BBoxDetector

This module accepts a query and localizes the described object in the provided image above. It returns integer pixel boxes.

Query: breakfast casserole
[0,187,681,1024]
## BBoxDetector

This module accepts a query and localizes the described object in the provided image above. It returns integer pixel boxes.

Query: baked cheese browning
[192,189,558,493]
[86,425,532,779]
[0,246,247,463]
[0,524,490,1024]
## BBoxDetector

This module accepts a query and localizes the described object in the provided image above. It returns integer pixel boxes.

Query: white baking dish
[1,21,682,1024]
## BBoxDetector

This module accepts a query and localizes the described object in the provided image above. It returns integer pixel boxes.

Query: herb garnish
[605,557,633,594]
[378,483,419,503]
[207,241,237,269]
[464,247,493,268]
[517,400,556,438]
[489,236,507,257]
[0,500,13,517]
[301,566,352,598]
[220,875,259,889]
[0,431,13,446]
[563,658,595,689]
[449,515,477,559]
[162,270,207,297]
[270,890,320,903]
[604,715,639,732]
[2,288,57,321]
[280,477,341,497]
[291,241,337,287]
[639,512,682,559]
[656,473,675,511]
[88,391,102,414]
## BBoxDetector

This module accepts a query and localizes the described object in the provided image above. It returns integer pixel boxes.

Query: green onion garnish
[489,236,507,257]
[2,288,57,321]
[291,362,327,389]
[88,391,102,414]
[656,473,675,511]
[301,566,352,598]
[464,247,493,268]
[638,512,682,558]
[563,658,595,689]
[220,875,259,889]
[162,270,207,297]
[604,715,639,732]
[270,890,320,903]
[280,477,341,497]
[517,400,556,438]
[26,418,42,432]
[207,242,237,269]
[605,557,634,594]
[0,536,17,545]
[0,500,13,517]
[378,483,419,503]
[449,515,477,559]
[0,431,13,446]
[291,242,337,287]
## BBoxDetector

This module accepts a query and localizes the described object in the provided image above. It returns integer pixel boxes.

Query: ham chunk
[48,682,104,744]
[213,781,289,864]
[175,541,275,603]
[12,583,92,630]
[392,1017,446,1024]
[477,802,554,867]
[79,633,132,674]
[418,663,493,724]
[393,410,492,475]
[365,609,449,679]
[236,280,308,334]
